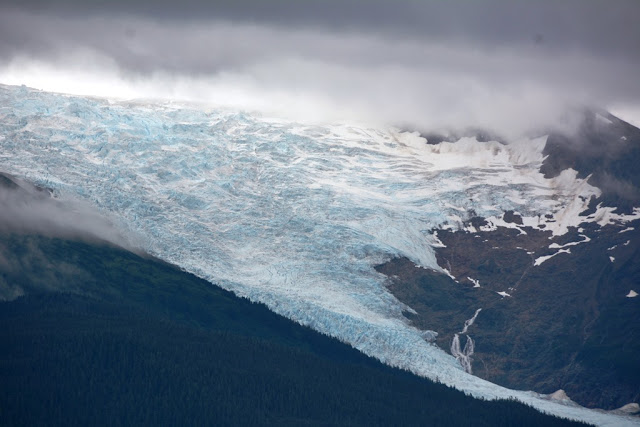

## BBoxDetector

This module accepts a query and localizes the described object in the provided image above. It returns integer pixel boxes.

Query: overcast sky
[1,0,639,135]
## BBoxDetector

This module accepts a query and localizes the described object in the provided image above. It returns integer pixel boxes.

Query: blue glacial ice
[0,84,636,426]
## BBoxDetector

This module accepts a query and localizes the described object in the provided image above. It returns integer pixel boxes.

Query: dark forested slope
[0,231,589,426]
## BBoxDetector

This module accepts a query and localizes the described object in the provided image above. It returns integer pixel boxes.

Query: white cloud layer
[0,174,139,249]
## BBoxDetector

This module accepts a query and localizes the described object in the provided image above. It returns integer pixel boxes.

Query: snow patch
[586,205,640,229]
[549,234,591,249]
[534,249,571,266]
[467,277,481,288]
[443,268,457,282]
[431,230,446,248]
[464,223,478,233]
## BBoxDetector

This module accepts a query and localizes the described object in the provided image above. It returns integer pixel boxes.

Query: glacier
[0,84,637,426]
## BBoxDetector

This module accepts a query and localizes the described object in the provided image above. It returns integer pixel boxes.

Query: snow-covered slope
[0,84,637,425]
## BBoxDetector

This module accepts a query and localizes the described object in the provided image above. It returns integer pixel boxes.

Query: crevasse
[0,84,635,426]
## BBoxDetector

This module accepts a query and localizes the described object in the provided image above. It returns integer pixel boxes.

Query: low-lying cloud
[0,3,639,136]
[0,173,143,300]
[0,173,139,249]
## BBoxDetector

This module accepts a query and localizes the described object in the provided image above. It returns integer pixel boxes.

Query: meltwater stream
[0,85,634,425]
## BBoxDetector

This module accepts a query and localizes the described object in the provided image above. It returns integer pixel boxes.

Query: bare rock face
[615,403,640,415]
[549,390,571,402]
[378,214,640,409]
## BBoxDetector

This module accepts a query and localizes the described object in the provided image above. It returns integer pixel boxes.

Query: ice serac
[0,84,636,426]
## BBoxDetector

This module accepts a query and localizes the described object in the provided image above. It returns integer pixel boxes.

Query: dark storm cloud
[3,0,638,57]
[0,1,639,134]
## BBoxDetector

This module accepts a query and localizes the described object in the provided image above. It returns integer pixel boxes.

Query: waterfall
[461,308,482,334]
[451,334,475,374]
[451,308,481,374]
